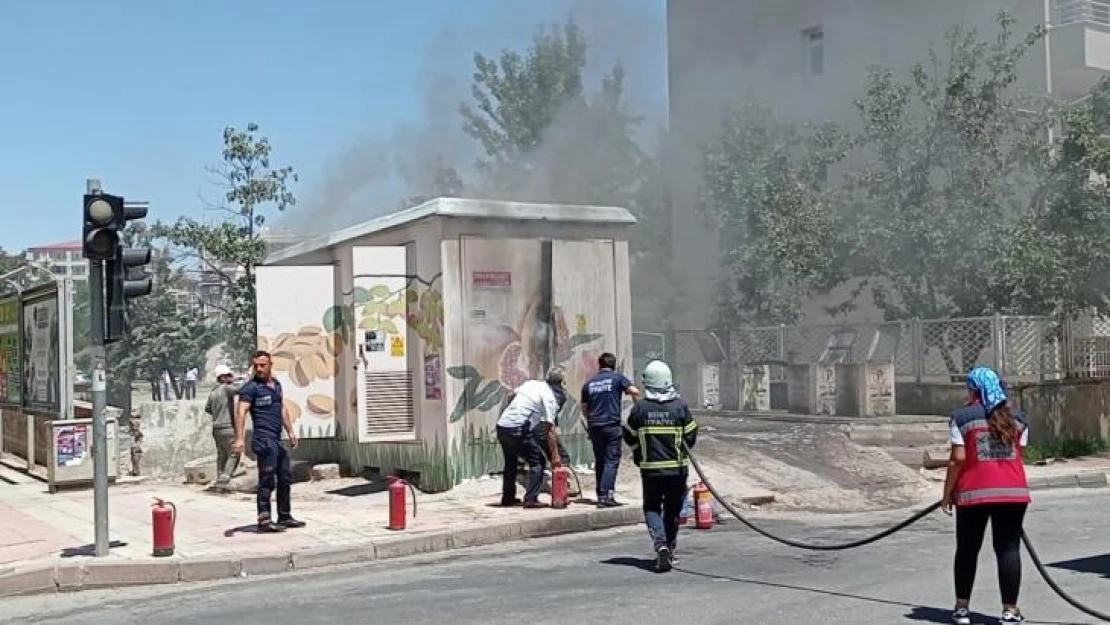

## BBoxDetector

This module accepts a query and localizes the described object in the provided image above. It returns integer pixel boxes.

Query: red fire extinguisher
[551,466,570,509]
[693,482,714,530]
[388,476,418,531]
[152,498,176,557]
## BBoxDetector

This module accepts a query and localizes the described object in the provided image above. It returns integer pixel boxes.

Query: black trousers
[642,473,687,550]
[589,424,623,501]
[253,438,293,522]
[497,425,544,504]
[954,502,1028,605]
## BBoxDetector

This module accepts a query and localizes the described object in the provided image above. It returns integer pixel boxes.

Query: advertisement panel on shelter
[0,296,20,405]
[54,422,90,468]
[22,287,60,414]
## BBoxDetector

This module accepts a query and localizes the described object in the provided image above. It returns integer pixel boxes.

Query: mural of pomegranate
[497,341,530,390]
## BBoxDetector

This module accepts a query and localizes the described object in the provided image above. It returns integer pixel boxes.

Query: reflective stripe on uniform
[636,425,688,469]
[956,487,1030,505]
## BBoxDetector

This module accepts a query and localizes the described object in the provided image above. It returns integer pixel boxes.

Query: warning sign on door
[390,335,405,358]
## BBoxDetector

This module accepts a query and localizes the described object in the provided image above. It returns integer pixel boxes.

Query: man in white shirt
[495,366,567,508]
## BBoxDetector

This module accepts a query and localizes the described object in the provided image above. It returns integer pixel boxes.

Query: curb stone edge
[0,505,644,599]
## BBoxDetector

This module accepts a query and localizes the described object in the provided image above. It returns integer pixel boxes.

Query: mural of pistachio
[283,397,302,422]
[307,393,335,415]
[256,324,341,424]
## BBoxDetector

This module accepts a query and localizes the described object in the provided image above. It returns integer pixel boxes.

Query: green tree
[997,77,1110,317]
[844,11,1049,374]
[698,103,852,328]
[848,12,1047,322]
[71,280,91,372]
[156,123,297,363]
[460,17,643,205]
[106,224,214,409]
[398,155,466,209]
[0,247,20,275]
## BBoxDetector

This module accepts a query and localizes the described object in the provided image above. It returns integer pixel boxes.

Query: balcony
[1052,1,1110,97]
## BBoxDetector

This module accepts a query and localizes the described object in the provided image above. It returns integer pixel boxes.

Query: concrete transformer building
[259,197,636,492]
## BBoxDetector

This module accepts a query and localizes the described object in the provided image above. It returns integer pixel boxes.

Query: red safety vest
[953,403,1031,507]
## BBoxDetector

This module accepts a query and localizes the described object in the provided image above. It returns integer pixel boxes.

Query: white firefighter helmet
[641,359,674,390]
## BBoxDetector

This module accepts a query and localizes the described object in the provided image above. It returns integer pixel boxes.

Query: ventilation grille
[363,371,414,437]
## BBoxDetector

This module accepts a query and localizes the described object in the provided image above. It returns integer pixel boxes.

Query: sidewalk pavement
[0,459,663,598]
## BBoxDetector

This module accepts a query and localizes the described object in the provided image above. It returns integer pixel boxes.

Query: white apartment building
[24,240,88,280]
[666,0,1110,329]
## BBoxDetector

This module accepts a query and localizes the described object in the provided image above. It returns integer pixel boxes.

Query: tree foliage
[847,13,1048,321]
[459,16,672,329]
[107,224,214,407]
[998,77,1110,316]
[155,123,297,364]
[0,247,19,276]
[460,18,643,206]
[698,104,853,327]
[695,11,1110,374]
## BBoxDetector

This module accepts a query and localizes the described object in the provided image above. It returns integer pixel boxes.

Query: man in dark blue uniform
[232,350,306,533]
[581,352,640,507]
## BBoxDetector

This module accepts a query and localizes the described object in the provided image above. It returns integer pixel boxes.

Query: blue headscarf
[966,365,1007,412]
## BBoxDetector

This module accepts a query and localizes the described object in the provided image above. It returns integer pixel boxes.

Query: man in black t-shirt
[233,350,306,533]
[581,352,640,507]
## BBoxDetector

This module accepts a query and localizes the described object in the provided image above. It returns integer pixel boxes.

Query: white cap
[213,365,234,378]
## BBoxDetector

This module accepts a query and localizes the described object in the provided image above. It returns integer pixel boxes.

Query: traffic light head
[83,194,124,260]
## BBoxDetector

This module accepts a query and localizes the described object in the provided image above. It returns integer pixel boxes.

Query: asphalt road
[5,488,1110,625]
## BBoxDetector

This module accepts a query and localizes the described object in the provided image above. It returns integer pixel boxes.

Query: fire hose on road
[685,448,1110,622]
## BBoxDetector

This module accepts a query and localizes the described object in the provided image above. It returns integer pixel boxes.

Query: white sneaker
[952,607,971,625]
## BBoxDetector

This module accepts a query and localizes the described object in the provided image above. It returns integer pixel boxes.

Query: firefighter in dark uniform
[623,359,697,572]
[581,352,641,507]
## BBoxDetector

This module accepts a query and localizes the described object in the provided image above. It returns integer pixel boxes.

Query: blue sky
[0,0,666,252]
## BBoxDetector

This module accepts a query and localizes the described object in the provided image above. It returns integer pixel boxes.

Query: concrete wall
[130,399,254,481]
[1012,379,1110,443]
[895,379,1110,445]
[894,383,968,418]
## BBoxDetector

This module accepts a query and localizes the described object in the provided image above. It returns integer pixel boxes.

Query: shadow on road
[600,556,658,573]
[1050,553,1110,579]
[674,568,1074,624]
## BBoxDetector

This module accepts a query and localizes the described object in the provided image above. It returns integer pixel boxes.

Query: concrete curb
[1027,471,1109,491]
[0,505,644,599]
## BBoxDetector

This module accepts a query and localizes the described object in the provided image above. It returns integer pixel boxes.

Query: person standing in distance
[581,352,640,507]
[232,351,306,533]
[942,365,1030,625]
[623,359,697,572]
[205,364,245,492]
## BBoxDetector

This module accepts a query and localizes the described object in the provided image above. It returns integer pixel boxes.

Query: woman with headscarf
[942,365,1030,624]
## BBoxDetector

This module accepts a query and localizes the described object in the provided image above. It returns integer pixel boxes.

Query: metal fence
[660,314,1110,384]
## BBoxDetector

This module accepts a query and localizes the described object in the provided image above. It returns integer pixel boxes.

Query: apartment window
[803,26,824,76]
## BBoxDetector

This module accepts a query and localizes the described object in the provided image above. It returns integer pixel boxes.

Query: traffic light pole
[89,259,110,557]
[82,177,152,558]
[86,178,111,558]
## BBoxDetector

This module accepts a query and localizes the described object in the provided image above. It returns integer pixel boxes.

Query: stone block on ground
[310,463,341,481]
[922,450,949,470]
[291,460,313,483]
[184,456,217,484]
